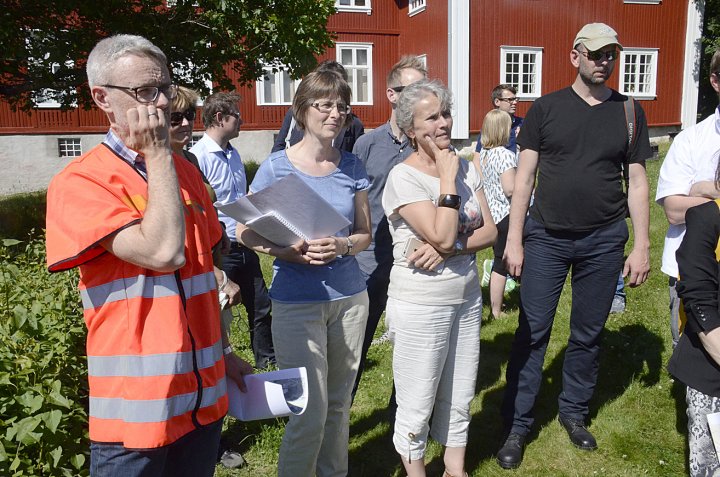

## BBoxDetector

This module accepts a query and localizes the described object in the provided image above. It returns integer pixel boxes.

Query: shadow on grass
[463,324,664,473]
[348,405,402,477]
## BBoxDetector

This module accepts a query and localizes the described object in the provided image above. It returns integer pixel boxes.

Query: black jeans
[502,217,628,435]
[224,243,275,368]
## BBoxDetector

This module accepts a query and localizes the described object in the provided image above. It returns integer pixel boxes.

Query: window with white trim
[187,135,202,150]
[409,0,426,16]
[619,48,658,99]
[256,66,300,105]
[335,0,371,14]
[58,138,82,157]
[500,46,543,99]
[336,43,373,105]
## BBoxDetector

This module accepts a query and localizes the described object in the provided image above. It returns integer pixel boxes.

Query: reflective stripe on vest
[88,340,222,377]
[80,271,216,310]
[89,377,227,423]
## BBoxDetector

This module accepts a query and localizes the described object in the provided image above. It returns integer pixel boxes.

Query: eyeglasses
[226,111,240,120]
[391,86,405,93]
[577,49,618,62]
[311,101,351,115]
[498,97,519,103]
[170,108,196,126]
[101,84,178,103]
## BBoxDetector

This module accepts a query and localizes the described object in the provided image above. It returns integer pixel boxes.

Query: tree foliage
[0,0,336,110]
[698,0,720,119]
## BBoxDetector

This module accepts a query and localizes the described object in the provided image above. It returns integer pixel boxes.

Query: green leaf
[2,239,21,246]
[0,440,6,462]
[13,305,27,330]
[48,445,62,467]
[16,391,44,413]
[9,455,20,471]
[42,409,62,433]
[70,453,85,469]
[13,416,41,443]
[46,390,71,409]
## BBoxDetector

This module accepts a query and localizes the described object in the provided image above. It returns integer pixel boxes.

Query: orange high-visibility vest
[46,143,227,449]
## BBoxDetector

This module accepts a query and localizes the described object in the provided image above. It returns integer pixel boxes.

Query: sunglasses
[578,49,618,62]
[391,86,405,93]
[170,108,196,126]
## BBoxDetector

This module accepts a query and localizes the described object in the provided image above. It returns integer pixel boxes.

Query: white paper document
[227,367,308,421]
[216,173,351,246]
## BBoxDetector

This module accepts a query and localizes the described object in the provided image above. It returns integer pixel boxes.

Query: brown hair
[201,91,241,128]
[711,48,720,78]
[386,55,427,87]
[491,84,517,104]
[292,71,352,130]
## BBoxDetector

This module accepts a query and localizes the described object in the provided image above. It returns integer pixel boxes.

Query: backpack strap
[622,97,636,194]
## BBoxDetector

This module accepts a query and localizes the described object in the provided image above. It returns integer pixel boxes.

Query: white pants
[272,291,369,477]
[387,292,482,462]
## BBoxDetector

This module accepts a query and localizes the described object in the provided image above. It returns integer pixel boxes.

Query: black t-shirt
[518,87,652,232]
[667,201,720,398]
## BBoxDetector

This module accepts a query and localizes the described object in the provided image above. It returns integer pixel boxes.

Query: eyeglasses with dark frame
[226,111,241,120]
[577,48,619,62]
[391,86,405,93]
[170,108,196,127]
[101,84,178,103]
[311,101,351,115]
[498,97,519,103]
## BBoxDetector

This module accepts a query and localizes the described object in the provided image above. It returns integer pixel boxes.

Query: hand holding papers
[227,367,308,421]
[216,173,351,247]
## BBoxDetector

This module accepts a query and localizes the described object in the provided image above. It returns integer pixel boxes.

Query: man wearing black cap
[496,23,652,469]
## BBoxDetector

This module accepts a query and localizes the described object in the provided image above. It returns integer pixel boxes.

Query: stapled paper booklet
[216,173,351,246]
[227,367,308,421]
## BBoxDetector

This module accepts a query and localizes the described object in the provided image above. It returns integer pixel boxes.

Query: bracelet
[438,194,461,210]
[222,344,234,356]
[346,236,354,255]
[218,270,228,291]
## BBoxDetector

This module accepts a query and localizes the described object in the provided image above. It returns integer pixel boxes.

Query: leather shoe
[496,432,526,469]
[558,415,597,450]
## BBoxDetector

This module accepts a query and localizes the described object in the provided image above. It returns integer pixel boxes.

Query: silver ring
[148,112,158,117]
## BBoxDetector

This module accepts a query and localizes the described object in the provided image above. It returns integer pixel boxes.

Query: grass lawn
[218,144,689,476]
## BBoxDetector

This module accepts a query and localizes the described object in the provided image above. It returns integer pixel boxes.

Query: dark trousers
[502,217,628,435]
[224,243,275,368]
[90,419,222,477]
[351,263,391,398]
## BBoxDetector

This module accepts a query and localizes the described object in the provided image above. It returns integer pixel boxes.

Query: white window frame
[255,66,301,106]
[409,0,426,16]
[58,138,82,158]
[335,0,371,14]
[336,42,373,105]
[500,46,543,100]
[619,48,658,100]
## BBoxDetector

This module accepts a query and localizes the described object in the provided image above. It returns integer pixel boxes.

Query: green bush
[0,193,46,240]
[0,236,89,476]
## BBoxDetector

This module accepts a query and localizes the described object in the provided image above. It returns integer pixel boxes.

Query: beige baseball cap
[573,23,623,51]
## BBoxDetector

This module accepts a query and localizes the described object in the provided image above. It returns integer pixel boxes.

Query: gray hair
[396,79,453,137]
[86,34,167,87]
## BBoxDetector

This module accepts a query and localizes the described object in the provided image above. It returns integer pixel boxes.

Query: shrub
[0,236,89,476]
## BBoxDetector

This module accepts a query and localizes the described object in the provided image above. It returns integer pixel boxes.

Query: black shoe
[558,415,597,450]
[496,432,526,469]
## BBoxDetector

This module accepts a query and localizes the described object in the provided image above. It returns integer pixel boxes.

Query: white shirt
[656,107,720,277]
[190,134,247,242]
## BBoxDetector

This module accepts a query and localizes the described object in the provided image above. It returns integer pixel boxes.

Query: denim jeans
[223,243,275,368]
[502,217,628,435]
[89,419,222,477]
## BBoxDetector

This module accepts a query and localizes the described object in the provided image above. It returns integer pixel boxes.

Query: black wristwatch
[438,194,461,210]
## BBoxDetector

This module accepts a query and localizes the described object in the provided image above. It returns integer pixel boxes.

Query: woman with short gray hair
[382,79,496,477]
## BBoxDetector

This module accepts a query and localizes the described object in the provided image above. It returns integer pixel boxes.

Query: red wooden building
[0,0,706,194]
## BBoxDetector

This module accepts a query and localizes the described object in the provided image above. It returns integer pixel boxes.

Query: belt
[230,242,244,250]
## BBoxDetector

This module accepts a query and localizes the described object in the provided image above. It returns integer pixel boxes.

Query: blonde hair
[173,86,199,113]
[480,109,511,149]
